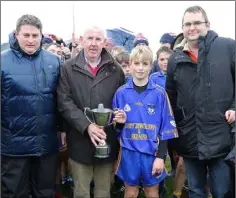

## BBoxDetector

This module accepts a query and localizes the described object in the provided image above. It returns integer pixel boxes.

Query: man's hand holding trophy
[84,104,126,158]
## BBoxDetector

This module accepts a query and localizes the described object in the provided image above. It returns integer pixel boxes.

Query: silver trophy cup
[84,104,114,158]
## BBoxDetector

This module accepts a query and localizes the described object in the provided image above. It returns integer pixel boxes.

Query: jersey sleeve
[159,92,179,140]
[112,90,124,134]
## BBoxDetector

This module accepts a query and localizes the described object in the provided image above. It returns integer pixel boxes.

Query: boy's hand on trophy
[113,110,127,124]
[88,123,106,147]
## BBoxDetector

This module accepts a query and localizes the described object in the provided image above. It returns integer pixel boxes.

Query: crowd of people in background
[1,4,235,198]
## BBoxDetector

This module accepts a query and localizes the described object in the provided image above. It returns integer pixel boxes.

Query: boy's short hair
[115,51,130,64]
[156,46,173,59]
[111,46,126,57]
[130,45,153,64]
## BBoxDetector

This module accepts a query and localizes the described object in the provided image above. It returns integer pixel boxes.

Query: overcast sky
[1,1,235,53]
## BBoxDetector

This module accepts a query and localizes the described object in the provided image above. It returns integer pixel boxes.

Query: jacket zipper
[31,61,42,155]
[42,67,47,87]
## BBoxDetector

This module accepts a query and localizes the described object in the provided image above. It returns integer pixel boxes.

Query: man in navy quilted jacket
[1,14,61,198]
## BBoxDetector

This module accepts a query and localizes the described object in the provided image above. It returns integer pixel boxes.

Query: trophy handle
[84,107,94,124]
[111,108,120,127]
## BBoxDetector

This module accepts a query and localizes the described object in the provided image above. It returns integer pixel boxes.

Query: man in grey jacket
[57,26,125,198]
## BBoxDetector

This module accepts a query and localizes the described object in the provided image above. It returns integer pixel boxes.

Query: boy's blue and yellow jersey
[149,71,166,88]
[112,79,178,156]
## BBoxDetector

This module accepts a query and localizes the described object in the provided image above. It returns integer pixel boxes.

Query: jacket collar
[126,77,156,90]
[175,30,218,53]
[72,48,114,70]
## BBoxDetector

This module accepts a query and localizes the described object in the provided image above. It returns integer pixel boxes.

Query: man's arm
[57,63,90,134]
[229,39,235,111]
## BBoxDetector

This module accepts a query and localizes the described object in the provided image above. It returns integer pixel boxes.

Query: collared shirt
[112,79,178,156]
[84,55,102,76]
[149,70,166,88]
[183,43,198,63]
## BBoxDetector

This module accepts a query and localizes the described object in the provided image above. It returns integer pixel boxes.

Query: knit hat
[159,33,176,45]
[133,33,149,47]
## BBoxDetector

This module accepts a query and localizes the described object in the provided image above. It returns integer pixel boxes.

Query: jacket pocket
[176,107,195,135]
[203,110,232,146]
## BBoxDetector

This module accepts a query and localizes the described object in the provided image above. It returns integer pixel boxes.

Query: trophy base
[94,145,110,158]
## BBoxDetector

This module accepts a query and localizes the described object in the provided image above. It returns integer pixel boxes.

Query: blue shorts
[115,147,167,186]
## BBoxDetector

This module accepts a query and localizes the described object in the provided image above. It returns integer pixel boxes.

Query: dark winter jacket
[1,32,61,156]
[166,30,235,160]
[57,48,125,164]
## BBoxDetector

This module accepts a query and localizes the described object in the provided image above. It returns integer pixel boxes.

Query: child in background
[149,46,173,88]
[114,51,131,82]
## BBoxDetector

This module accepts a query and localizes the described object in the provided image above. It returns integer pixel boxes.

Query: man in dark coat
[57,26,125,198]
[166,5,235,198]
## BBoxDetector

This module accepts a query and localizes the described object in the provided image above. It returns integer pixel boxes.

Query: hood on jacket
[174,30,218,51]
[8,31,44,57]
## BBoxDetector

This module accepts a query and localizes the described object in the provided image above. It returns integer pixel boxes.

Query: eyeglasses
[183,21,207,28]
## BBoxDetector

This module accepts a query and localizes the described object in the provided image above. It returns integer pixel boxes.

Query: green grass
[165,156,174,198]
[59,156,174,198]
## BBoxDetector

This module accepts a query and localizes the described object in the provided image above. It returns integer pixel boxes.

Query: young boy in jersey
[112,46,178,198]
[149,46,173,88]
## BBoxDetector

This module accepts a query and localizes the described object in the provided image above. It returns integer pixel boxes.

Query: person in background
[114,51,131,82]
[133,33,149,48]
[150,33,176,75]
[47,42,71,62]
[111,46,126,58]
[71,34,83,58]
[149,46,173,88]
[160,33,177,49]
[150,46,186,198]
[105,38,116,52]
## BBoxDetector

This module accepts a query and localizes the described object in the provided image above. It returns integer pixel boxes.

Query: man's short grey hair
[182,5,209,25]
[83,26,106,39]
[16,14,43,33]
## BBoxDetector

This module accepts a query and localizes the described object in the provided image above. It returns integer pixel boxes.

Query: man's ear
[14,30,19,40]
[103,38,107,46]
[206,22,210,30]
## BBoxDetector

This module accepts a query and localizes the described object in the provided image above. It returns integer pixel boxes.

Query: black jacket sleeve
[166,54,177,111]
[229,39,235,111]
[156,140,167,159]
